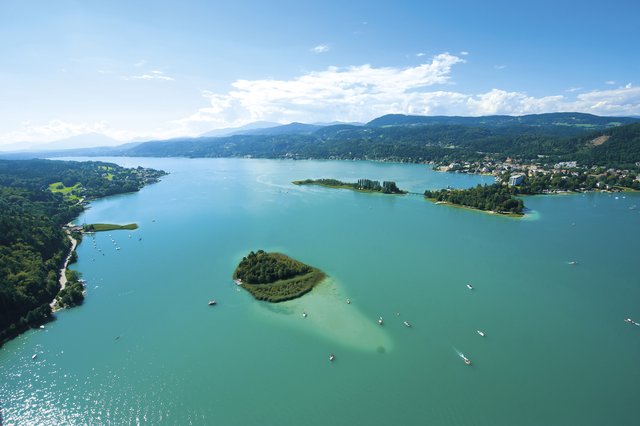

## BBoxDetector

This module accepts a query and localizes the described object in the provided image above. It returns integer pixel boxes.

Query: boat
[625,318,634,324]
[302,312,307,318]
[32,354,37,360]
[463,356,471,366]
[208,300,217,306]
[39,325,45,329]
[346,298,351,304]
[466,284,474,290]
[477,330,485,337]
[329,353,335,362]
[404,320,412,328]
[378,317,384,325]
[233,279,243,286]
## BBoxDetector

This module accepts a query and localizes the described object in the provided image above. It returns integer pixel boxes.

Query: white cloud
[125,70,175,81]
[459,51,469,56]
[177,53,466,132]
[135,59,147,68]
[605,80,616,85]
[416,52,426,57]
[566,87,582,93]
[494,65,506,70]
[311,44,330,54]
[175,51,640,134]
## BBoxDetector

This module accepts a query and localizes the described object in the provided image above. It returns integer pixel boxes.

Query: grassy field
[48,182,82,201]
[238,269,326,302]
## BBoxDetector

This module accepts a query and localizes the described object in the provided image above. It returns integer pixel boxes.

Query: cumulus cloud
[125,70,174,81]
[416,52,426,57]
[173,53,640,134]
[494,64,506,70]
[311,44,330,54]
[605,80,616,85]
[177,53,465,131]
[459,51,469,56]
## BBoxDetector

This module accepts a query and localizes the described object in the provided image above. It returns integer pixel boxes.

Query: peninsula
[293,178,407,194]
[83,223,138,232]
[233,250,325,302]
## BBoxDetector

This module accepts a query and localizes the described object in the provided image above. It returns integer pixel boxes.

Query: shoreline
[50,230,78,312]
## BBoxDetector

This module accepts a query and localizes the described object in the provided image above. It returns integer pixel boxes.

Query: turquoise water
[1,158,639,425]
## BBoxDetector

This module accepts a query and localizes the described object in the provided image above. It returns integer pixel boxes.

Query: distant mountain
[0,133,121,152]
[236,122,326,136]
[367,112,639,129]
[8,112,640,169]
[200,121,280,137]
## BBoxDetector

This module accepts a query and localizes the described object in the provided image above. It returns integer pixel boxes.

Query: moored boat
[378,317,383,325]
[208,300,217,306]
[477,330,485,337]
[329,353,335,361]
[466,284,473,290]
[403,320,411,328]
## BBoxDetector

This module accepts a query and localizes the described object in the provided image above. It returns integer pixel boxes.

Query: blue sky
[1,0,639,146]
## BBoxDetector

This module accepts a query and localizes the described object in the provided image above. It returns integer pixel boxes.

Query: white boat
[233,279,243,286]
[39,325,45,329]
[329,353,335,361]
[346,298,351,304]
[208,300,217,306]
[31,354,37,360]
[466,284,473,290]
[302,312,307,318]
[378,317,384,325]
[463,356,471,366]
[404,321,412,328]
[477,330,485,337]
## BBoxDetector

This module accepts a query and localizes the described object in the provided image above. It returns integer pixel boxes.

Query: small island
[233,250,325,302]
[293,178,407,194]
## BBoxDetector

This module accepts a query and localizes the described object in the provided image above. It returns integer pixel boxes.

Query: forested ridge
[28,113,640,170]
[0,159,166,346]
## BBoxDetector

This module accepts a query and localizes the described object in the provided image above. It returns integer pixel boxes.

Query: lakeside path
[50,231,78,311]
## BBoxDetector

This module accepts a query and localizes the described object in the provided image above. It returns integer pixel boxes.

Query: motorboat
[404,321,412,328]
[302,312,307,318]
[233,279,243,286]
[208,300,217,306]
[378,317,384,325]
[32,354,37,360]
[477,330,485,337]
[625,318,634,324]
[329,353,335,362]
[466,284,473,290]
[346,298,351,304]
[463,356,471,366]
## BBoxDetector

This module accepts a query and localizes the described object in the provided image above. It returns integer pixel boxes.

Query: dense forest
[0,159,166,346]
[233,251,325,302]
[23,112,640,170]
[425,184,525,215]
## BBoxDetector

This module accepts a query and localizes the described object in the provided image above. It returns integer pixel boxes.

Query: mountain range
[2,112,639,169]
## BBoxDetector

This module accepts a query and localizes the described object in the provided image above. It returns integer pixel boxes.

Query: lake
[1,158,639,425]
